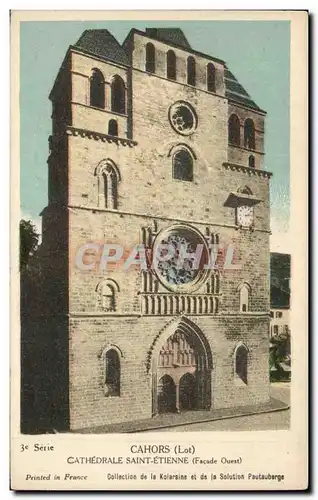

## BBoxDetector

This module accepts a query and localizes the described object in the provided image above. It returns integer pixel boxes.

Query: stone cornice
[66,126,137,147]
[228,143,265,155]
[223,162,273,178]
[22,311,270,318]
[69,312,140,317]
[67,203,271,234]
[219,312,269,316]
[140,292,222,296]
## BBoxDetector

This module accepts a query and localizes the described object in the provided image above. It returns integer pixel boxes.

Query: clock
[236,205,254,228]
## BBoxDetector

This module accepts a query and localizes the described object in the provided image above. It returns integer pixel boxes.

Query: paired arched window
[187,56,196,86]
[238,282,250,313]
[146,42,156,73]
[173,149,193,182]
[90,69,105,109]
[248,155,255,168]
[105,349,120,396]
[234,344,248,385]
[111,76,126,115]
[244,118,255,149]
[167,50,176,80]
[95,160,120,209]
[207,63,216,92]
[228,114,241,146]
[108,119,118,136]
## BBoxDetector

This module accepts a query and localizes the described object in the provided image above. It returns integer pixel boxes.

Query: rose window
[169,102,197,135]
[154,227,208,289]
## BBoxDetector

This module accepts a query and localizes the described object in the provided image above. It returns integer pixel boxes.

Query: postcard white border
[10,9,308,491]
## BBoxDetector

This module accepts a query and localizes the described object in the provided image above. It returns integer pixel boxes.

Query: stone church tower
[37,28,272,431]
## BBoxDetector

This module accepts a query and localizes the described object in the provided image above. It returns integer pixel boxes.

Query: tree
[269,328,291,381]
[20,219,39,271]
[20,219,43,433]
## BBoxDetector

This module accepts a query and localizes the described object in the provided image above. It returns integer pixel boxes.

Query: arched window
[239,283,250,313]
[228,114,241,146]
[101,171,116,209]
[101,283,116,311]
[146,42,156,73]
[207,63,216,92]
[95,160,121,209]
[167,50,176,80]
[90,69,105,109]
[105,349,120,396]
[235,344,248,385]
[111,76,126,114]
[248,155,255,168]
[187,56,196,86]
[102,169,117,209]
[173,149,193,182]
[108,119,118,136]
[96,279,120,312]
[244,118,255,149]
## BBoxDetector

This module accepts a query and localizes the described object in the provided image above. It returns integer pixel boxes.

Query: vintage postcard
[11,10,308,490]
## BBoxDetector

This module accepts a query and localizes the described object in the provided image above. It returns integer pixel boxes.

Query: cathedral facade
[39,28,272,431]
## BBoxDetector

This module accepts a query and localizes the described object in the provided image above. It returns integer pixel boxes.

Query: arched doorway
[179,373,196,410]
[158,375,176,413]
[151,318,212,415]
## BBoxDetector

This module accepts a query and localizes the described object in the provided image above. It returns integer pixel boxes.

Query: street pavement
[144,382,290,432]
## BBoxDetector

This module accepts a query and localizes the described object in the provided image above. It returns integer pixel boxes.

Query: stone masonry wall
[68,210,270,316]
[68,314,269,430]
[43,30,272,430]
[227,102,266,170]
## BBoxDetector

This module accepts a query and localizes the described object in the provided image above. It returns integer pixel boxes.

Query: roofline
[50,31,265,116]
[270,251,291,257]
[124,28,226,65]
[49,46,72,100]
[227,96,267,116]
[270,305,290,310]
[69,44,129,68]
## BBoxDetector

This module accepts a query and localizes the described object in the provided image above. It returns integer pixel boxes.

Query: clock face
[237,205,254,227]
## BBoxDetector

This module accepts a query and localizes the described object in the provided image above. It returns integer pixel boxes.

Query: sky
[20,20,290,251]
